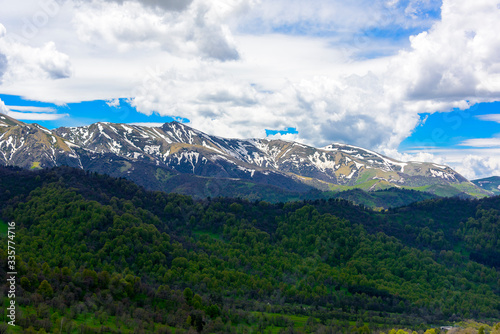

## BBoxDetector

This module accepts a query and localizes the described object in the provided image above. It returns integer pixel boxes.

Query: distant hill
[472,176,500,195]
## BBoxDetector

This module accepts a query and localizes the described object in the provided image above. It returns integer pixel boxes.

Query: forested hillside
[0,166,499,333]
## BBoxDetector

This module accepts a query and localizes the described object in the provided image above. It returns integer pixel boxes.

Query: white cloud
[128,122,164,127]
[237,0,440,37]
[459,136,500,148]
[97,0,194,12]
[265,132,301,143]
[7,105,57,113]
[106,98,120,108]
[455,154,500,180]
[0,36,73,82]
[0,98,9,114]
[0,98,67,121]
[476,114,500,123]
[127,0,500,156]
[397,146,500,179]
[388,0,500,105]
[381,148,447,165]
[3,110,68,121]
[73,0,241,60]
[129,65,421,148]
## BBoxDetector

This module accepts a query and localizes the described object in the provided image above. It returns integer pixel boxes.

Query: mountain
[472,176,500,195]
[0,113,82,169]
[0,113,490,198]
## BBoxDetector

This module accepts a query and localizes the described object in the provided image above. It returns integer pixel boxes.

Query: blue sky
[1,0,500,179]
[400,102,500,150]
[4,92,499,157]
[0,94,187,128]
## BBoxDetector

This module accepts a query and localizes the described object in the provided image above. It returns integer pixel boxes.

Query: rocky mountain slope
[0,113,491,197]
[0,114,82,169]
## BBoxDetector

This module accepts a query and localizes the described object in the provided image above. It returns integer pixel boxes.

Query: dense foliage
[0,166,499,333]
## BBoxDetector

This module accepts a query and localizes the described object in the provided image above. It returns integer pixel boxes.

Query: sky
[0,0,500,180]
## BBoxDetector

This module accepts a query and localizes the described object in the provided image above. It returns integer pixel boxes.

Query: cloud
[476,114,500,123]
[73,0,241,60]
[0,24,7,84]
[7,106,57,113]
[393,146,500,179]
[237,0,440,37]
[128,122,164,127]
[0,98,9,114]
[127,0,500,154]
[0,98,67,121]
[388,0,500,105]
[455,154,500,180]
[97,0,194,12]
[106,98,120,108]
[0,35,73,82]
[459,136,500,148]
[0,53,7,84]
[3,110,68,121]
[129,66,421,149]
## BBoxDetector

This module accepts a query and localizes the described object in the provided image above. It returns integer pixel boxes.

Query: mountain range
[0,113,493,199]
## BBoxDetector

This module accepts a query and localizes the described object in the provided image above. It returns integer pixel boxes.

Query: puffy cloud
[389,0,500,106]
[126,0,500,152]
[106,98,120,107]
[129,65,421,149]
[381,148,447,164]
[73,0,241,60]
[455,154,500,180]
[388,147,500,179]
[0,30,73,82]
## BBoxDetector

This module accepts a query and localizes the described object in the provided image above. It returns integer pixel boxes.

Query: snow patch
[308,152,337,172]
[346,169,356,179]
[144,145,161,155]
[432,163,448,169]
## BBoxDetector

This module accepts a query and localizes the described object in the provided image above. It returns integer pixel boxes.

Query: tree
[183,287,194,305]
[37,280,54,299]
[206,305,220,319]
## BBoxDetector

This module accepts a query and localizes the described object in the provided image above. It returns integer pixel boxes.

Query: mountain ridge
[0,113,492,198]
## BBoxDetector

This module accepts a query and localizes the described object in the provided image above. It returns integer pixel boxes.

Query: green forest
[0,166,499,333]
